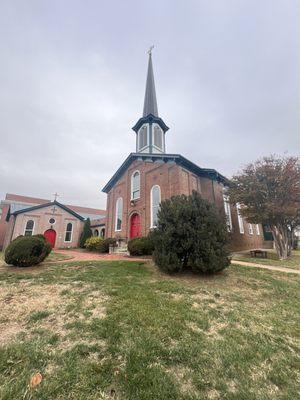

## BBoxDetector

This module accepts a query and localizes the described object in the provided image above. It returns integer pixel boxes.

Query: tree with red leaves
[228,155,300,260]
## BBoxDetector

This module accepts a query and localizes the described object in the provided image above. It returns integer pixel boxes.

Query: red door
[130,213,141,239]
[44,229,56,248]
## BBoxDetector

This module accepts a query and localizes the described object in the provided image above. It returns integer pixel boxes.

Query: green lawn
[0,251,73,265]
[232,249,300,270]
[0,260,299,399]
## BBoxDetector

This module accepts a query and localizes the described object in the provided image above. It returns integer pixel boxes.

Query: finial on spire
[147,45,154,56]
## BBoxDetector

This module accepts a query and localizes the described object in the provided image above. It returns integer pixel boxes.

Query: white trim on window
[223,195,232,232]
[150,185,161,228]
[24,219,35,236]
[100,228,105,238]
[236,203,244,234]
[115,197,123,231]
[131,170,140,200]
[64,222,73,242]
[256,224,260,235]
[248,223,253,235]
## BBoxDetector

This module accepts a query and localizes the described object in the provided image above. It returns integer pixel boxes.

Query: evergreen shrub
[149,192,230,274]
[85,237,104,251]
[5,235,52,267]
[127,237,154,256]
[79,218,92,248]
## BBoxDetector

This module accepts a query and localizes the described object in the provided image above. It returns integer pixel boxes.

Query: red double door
[130,213,141,239]
[44,229,56,248]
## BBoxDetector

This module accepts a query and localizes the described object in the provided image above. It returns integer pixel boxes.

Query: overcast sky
[0,1,299,209]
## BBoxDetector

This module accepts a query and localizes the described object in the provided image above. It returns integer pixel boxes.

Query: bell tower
[132,47,169,154]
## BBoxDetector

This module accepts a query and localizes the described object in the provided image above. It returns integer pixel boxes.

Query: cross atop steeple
[53,192,59,201]
[143,48,158,117]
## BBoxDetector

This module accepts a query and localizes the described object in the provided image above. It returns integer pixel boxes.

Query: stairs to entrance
[109,241,129,256]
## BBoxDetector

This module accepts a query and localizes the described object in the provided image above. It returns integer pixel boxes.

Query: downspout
[211,179,216,203]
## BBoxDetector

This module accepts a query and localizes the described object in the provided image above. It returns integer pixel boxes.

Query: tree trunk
[270,224,289,260]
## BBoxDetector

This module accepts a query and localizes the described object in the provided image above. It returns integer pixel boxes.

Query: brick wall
[105,159,270,251]
[3,205,84,249]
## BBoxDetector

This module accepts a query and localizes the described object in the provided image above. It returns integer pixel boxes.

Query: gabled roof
[6,200,85,222]
[102,153,229,193]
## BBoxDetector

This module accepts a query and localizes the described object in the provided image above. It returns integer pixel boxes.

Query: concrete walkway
[231,260,300,275]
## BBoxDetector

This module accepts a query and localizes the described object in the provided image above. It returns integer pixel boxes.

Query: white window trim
[236,203,244,234]
[152,123,164,152]
[115,197,123,232]
[150,185,161,228]
[100,228,105,238]
[138,124,149,151]
[64,223,73,242]
[24,219,35,236]
[131,170,141,200]
[223,195,232,232]
[248,223,253,235]
[49,218,56,225]
[256,224,260,235]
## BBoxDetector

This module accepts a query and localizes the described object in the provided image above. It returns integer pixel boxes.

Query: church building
[102,52,270,251]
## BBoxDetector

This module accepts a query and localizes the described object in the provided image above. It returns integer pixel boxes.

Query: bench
[250,250,268,259]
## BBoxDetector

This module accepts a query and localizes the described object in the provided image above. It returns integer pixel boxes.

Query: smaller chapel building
[102,52,271,252]
[1,194,106,250]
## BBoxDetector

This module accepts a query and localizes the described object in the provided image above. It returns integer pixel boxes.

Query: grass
[0,250,73,265]
[0,260,299,399]
[232,249,300,270]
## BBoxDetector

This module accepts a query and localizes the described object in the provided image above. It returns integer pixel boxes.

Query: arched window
[153,124,163,150]
[94,229,99,237]
[24,220,34,236]
[138,125,148,150]
[131,171,140,200]
[150,185,161,228]
[65,223,73,242]
[115,197,123,231]
[100,228,105,238]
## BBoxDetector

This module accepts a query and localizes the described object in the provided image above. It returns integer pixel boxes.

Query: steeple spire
[143,47,158,117]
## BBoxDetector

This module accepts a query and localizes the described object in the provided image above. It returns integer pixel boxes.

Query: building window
[94,229,99,237]
[115,197,123,231]
[100,228,105,238]
[151,185,161,228]
[256,224,260,235]
[131,171,140,200]
[223,195,232,232]
[65,223,73,242]
[153,124,163,150]
[236,203,244,234]
[49,218,56,225]
[24,220,34,236]
[138,125,148,150]
[248,223,253,235]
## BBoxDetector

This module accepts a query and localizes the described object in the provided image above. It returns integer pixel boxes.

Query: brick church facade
[102,52,270,251]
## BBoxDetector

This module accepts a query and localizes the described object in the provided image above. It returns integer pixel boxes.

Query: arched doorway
[130,213,141,239]
[44,229,56,248]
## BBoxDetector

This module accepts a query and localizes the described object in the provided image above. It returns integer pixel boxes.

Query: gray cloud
[0,0,299,208]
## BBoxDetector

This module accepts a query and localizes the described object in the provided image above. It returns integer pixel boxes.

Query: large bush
[98,238,117,253]
[127,237,154,256]
[85,236,104,251]
[5,235,52,267]
[149,192,230,274]
[79,218,92,248]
